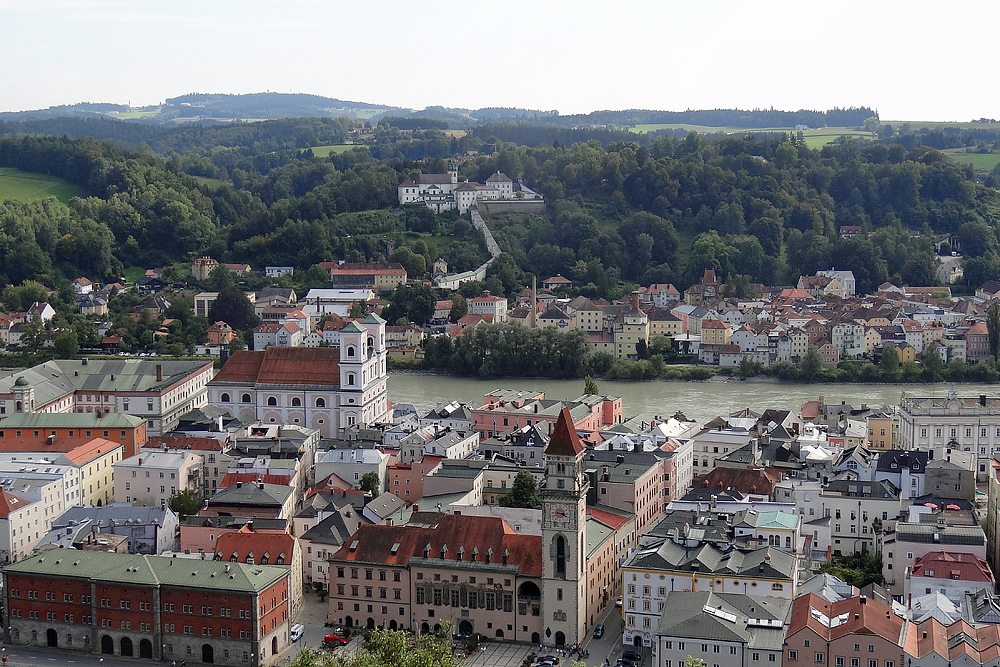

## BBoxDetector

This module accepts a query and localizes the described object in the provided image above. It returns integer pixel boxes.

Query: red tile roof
[215,529,294,563]
[62,438,124,465]
[0,488,28,519]
[910,551,995,583]
[788,594,902,641]
[212,347,341,386]
[588,506,630,530]
[331,512,541,575]
[545,407,584,457]
[219,473,291,488]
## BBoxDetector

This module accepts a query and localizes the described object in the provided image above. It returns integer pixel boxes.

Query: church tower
[540,407,589,647]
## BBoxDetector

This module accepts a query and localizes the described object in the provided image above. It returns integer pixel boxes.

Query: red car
[324,634,349,646]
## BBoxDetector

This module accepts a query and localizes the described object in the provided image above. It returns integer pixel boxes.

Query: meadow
[942,150,1000,171]
[628,123,872,148]
[0,167,87,204]
[308,144,366,157]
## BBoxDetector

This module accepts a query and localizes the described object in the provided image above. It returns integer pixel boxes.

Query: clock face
[547,503,576,529]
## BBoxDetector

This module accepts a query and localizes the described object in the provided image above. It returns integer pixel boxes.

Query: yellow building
[701,319,732,346]
[63,438,125,507]
[615,306,650,360]
[866,412,899,450]
[648,310,683,338]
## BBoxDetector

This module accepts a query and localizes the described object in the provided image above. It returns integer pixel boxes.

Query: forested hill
[1,120,999,303]
[2,92,873,131]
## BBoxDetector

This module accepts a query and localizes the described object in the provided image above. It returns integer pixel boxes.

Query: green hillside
[0,167,87,204]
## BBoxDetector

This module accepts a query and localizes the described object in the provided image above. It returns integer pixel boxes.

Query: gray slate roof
[656,591,791,650]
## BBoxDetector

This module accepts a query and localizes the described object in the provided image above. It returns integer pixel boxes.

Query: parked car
[594,624,605,639]
[290,624,305,642]
[324,634,349,646]
[615,596,623,607]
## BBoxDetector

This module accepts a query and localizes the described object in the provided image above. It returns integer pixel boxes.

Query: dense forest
[1,113,1000,302]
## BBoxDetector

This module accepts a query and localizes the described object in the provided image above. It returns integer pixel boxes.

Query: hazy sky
[3,0,997,121]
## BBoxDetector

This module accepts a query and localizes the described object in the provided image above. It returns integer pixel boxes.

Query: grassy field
[628,123,871,148]
[884,120,1000,130]
[942,150,1000,171]
[0,167,87,204]
[191,175,229,190]
[115,108,163,120]
[123,266,146,284]
[309,144,365,157]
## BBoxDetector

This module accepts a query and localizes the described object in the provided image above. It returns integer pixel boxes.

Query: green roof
[0,412,145,429]
[4,551,286,593]
[753,511,800,530]
[362,312,386,325]
[341,321,365,333]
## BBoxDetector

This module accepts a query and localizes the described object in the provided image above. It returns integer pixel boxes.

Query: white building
[652,592,791,667]
[467,290,508,323]
[898,388,1000,480]
[209,314,389,437]
[816,268,857,297]
[113,449,204,507]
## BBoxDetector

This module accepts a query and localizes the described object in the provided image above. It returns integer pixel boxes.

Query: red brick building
[3,550,290,666]
[0,412,147,457]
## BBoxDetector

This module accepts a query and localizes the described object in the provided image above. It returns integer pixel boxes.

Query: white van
[291,624,305,642]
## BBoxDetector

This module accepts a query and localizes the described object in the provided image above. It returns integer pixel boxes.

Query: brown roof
[910,551,994,583]
[212,347,341,387]
[695,466,782,495]
[150,435,228,451]
[331,512,541,575]
[545,407,584,457]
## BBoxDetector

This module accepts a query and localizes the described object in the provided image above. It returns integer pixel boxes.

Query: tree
[449,295,467,322]
[208,286,259,332]
[583,375,599,395]
[53,330,79,358]
[499,470,541,509]
[360,471,381,494]
[800,345,822,381]
[349,300,368,318]
[285,627,461,667]
[682,658,708,667]
[880,346,900,381]
[988,302,1000,359]
[167,490,201,518]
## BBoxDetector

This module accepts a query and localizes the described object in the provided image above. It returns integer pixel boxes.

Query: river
[387,374,1000,426]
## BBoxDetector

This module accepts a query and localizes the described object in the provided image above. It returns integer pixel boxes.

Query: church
[207,313,389,437]
[325,408,631,645]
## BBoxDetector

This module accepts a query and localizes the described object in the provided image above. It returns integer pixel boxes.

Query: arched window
[316,398,326,408]
[241,394,252,403]
[347,346,356,358]
[267,397,277,406]
[785,535,792,548]
[554,535,566,578]
[220,393,231,403]
[291,397,301,407]
[347,373,356,386]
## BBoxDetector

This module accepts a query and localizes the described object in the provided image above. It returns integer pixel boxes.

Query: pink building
[388,455,443,502]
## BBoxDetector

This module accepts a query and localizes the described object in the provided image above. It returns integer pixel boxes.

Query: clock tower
[541,407,589,647]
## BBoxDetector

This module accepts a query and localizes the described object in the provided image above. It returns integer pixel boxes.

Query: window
[267,396,277,406]
[291,397,301,407]
[220,393,231,402]
[316,398,326,408]
[816,654,824,663]
[788,651,797,661]
[242,394,252,403]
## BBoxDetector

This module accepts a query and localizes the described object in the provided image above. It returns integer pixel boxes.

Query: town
[4,282,1000,667]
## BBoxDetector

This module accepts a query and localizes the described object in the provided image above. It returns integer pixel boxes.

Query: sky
[2,0,998,121]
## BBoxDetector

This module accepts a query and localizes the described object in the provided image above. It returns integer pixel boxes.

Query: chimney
[81,357,88,365]
[632,291,640,310]
[236,481,242,489]
[859,595,867,605]
[156,364,163,382]
[138,458,143,466]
